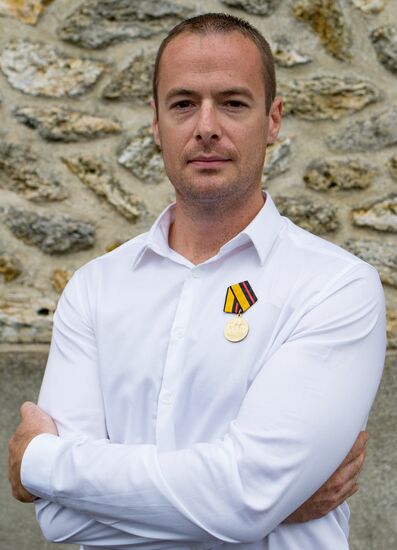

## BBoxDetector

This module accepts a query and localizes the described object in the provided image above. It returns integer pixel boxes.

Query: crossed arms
[9,262,386,547]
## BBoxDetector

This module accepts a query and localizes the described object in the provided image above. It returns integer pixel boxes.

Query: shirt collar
[131,191,284,270]
[221,192,284,265]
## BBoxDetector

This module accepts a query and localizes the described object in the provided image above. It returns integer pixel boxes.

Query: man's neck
[168,189,266,265]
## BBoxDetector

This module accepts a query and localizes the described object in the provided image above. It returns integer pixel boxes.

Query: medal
[224,313,249,342]
[223,280,258,343]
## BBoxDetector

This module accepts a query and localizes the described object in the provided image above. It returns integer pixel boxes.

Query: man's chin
[175,185,252,214]
[176,180,236,202]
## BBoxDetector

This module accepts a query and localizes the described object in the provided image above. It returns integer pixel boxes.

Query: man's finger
[18,402,59,437]
[332,478,360,508]
[341,448,366,483]
[329,449,366,493]
[329,451,366,500]
[322,481,360,515]
[20,401,37,419]
[339,431,368,467]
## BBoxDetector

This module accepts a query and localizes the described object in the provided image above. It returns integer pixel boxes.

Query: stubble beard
[169,165,264,219]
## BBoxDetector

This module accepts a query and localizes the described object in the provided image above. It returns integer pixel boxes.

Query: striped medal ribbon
[223,281,258,342]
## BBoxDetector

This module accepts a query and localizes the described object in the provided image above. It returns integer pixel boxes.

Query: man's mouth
[188,155,231,167]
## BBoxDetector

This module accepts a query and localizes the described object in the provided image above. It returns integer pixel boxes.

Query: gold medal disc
[224,315,249,342]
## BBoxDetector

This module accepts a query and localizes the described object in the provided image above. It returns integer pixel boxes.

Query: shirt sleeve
[21,262,386,545]
[23,268,217,547]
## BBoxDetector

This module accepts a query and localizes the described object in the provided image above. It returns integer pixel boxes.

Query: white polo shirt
[21,192,386,550]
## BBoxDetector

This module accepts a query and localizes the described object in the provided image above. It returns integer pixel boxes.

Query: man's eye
[225,100,247,109]
[171,100,193,109]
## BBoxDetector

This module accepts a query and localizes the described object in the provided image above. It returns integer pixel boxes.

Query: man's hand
[8,401,58,503]
[285,431,368,523]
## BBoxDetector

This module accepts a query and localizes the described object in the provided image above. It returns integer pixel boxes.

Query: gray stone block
[0,41,105,98]
[4,207,96,254]
[58,0,196,49]
[293,0,352,60]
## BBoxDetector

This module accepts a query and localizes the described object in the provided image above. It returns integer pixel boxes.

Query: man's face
[152,31,281,207]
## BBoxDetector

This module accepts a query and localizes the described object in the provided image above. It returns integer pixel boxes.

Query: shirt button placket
[159,388,173,405]
[156,271,201,450]
[191,267,201,279]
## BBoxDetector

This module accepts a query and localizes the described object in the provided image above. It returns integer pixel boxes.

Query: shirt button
[160,389,173,405]
[192,268,201,278]
[174,327,185,339]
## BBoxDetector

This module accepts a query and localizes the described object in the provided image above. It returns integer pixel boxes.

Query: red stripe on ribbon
[242,280,255,304]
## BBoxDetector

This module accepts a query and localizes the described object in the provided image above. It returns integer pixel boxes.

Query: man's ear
[266,96,282,145]
[150,99,161,148]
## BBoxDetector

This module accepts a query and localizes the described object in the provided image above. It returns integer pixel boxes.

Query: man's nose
[194,103,221,144]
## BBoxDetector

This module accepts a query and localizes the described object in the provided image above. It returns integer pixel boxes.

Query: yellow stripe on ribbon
[231,283,250,312]
[224,287,235,313]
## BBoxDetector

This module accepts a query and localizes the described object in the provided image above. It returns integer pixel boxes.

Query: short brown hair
[152,13,276,114]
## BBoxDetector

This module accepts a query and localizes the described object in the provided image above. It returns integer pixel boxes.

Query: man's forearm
[11,400,368,545]
[24,429,368,546]
[22,433,227,543]
[35,499,218,548]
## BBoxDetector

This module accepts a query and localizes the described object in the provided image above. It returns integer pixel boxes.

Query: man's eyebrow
[165,88,196,102]
[218,88,255,100]
[164,87,255,102]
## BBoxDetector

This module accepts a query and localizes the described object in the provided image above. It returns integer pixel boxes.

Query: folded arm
[19,263,386,545]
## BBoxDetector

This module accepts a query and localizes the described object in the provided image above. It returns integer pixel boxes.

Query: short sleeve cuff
[20,433,64,499]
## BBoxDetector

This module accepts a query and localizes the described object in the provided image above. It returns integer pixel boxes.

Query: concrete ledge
[349,352,397,550]
[0,347,73,550]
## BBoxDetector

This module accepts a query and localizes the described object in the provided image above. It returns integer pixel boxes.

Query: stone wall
[0,0,396,549]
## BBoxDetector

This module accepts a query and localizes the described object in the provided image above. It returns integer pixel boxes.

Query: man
[9,13,385,550]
